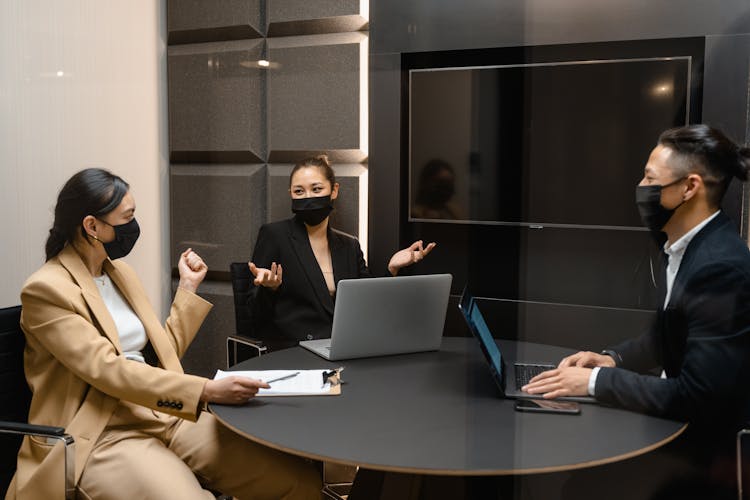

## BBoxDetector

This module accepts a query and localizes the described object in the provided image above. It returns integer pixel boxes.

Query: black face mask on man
[634,177,686,232]
[292,195,333,226]
[96,218,140,260]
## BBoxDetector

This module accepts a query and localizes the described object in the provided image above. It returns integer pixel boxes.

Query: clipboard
[214,368,343,397]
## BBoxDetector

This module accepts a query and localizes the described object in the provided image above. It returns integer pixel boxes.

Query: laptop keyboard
[514,363,556,388]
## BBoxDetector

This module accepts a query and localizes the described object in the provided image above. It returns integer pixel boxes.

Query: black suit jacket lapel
[287,219,335,315]
[329,229,348,287]
[661,213,727,372]
[667,213,726,309]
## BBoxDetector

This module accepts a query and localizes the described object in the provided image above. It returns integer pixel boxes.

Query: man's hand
[557,350,616,369]
[201,376,270,404]
[521,367,592,399]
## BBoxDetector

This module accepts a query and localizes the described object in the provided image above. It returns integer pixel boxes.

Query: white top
[93,273,147,363]
[588,210,721,396]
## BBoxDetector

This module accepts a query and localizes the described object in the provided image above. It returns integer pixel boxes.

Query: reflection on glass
[408,58,692,229]
[412,159,462,220]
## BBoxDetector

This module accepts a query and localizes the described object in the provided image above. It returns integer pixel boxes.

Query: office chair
[0,305,76,500]
[227,262,268,367]
[229,264,354,499]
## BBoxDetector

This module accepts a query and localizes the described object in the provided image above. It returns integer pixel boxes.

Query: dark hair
[416,159,455,204]
[658,124,750,206]
[289,154,336,188]
[45,168,130,261]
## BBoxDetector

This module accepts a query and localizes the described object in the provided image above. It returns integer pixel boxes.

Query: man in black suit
[524,124,750,496]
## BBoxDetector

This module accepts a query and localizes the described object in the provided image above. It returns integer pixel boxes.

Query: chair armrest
[0,421,76,500]
[739,428,750,500]
[0,420,67,437]
[226,335,268,368]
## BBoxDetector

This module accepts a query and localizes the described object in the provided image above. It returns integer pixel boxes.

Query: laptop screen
[459,289,505,386]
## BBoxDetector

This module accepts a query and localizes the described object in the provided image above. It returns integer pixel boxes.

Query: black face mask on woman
[292,195,333,226]
[634,177,686,232]
[98,218,140,260]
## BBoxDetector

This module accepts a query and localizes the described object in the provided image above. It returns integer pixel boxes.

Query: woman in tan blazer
[6,168,321,500]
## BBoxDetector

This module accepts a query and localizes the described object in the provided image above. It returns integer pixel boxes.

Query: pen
[266,372,300,384]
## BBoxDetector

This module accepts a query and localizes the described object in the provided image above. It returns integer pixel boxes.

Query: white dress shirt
[93,273,148,363]
[587,210,721,396]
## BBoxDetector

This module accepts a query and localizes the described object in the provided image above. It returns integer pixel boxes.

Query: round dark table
[210,338,686,476]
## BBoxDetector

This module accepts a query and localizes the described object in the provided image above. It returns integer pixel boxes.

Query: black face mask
[635,177,685,232]
[424,180,455,205]
[292,195,333,226]
[98,218,140,260]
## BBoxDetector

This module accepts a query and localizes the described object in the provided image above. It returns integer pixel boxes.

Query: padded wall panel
[174,280,234,378]
[267,0,367,37]
[267,33,367,163]
[266,164,365,239]
[168,0,263,44]
[168,40,265,162]
[171,165,266,272]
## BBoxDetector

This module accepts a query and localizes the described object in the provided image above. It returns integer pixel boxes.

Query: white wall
[0,0,170,317]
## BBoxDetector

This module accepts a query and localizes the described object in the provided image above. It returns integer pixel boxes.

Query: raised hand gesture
[178,248,208,293]
[248,261,283,290]
[388,240,437,276]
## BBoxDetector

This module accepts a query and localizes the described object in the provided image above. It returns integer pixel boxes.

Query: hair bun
[732,145,750,181]
[314,154,330,167]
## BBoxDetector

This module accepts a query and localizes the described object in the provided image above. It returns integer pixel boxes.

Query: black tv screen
[408,56,693,230]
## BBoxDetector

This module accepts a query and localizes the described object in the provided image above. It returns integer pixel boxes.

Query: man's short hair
[658,124,750,206]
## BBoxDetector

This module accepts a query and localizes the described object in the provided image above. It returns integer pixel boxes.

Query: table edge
[210,406,688,476]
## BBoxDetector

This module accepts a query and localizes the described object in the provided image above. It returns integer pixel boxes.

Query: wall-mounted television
[399,39,706,316]
[405,39,704,231]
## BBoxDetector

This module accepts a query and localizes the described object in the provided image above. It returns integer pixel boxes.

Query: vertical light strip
[359,168,369,262]
[359,31,369,261]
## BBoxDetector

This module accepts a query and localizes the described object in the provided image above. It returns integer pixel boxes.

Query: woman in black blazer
[248,155,436,345]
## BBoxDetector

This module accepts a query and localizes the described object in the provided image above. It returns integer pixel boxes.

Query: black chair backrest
[0,306,28,497]
[230,263,253,337]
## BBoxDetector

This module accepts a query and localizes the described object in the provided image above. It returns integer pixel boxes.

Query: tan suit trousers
[76,401,322,500]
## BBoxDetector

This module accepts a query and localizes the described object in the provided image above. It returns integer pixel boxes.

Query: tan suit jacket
[5,245,212,500]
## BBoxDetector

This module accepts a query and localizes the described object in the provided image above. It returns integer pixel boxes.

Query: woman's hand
[248,262,283,290]
[178,248,207,293]
[388,240,437,276]
[200,376,270,404]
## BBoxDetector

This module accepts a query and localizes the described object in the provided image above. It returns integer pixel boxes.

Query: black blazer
[247,217,371,343]
[596,212,750,443]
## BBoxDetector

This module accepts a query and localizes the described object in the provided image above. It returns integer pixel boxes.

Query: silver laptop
[459,287,597,404]
[299,274,452,360]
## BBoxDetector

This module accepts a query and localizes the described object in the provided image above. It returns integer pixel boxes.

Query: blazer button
[307,334,313,340]
[177,403,183,410]
[157,401,163,407]
[170,402,177,408]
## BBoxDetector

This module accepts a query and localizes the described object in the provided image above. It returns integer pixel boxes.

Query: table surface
[210,338,686,476]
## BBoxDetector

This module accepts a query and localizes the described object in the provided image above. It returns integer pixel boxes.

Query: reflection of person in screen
[412,159,462,220]
[523,125,750,498]
[247,155,436,346]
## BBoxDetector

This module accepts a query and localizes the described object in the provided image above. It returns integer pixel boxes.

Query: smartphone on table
[514,398,581,415]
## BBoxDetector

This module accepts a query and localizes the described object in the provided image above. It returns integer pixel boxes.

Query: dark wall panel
[168,40,265,162]
[168,0,263,44]
[371,0,750,54]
